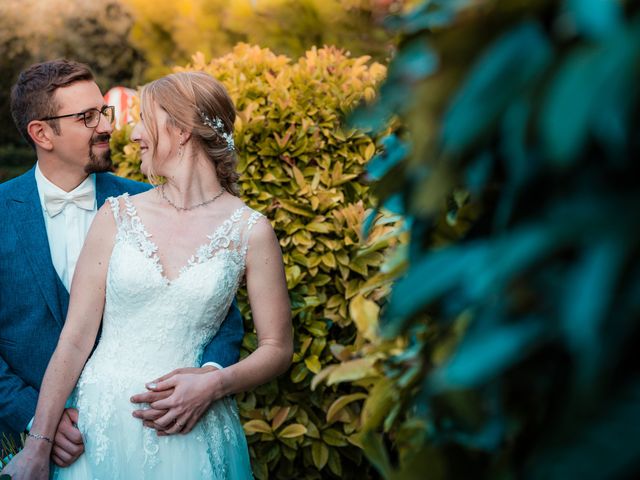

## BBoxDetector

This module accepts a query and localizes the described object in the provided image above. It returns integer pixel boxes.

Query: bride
[2,71,292,479]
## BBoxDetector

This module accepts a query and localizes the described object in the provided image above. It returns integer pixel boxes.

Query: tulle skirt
[52,381,252,480]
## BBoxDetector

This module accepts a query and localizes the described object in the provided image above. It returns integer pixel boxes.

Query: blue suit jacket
[0,167,243,442]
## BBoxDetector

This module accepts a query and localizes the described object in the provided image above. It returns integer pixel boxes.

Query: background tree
[122,0,406,79]
[0,0,146,180]
[225,0,402,62]
[122,0,235,80]
[0,0,39,148]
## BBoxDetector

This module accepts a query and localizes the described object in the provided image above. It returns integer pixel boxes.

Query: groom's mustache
[90,134,111,145]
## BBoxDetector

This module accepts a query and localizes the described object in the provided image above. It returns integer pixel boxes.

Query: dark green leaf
[359,431,393,478]
[442,21,552,153]
[429,320,545,391]
[387,38,438,84]
[541,26,640,167]
[561,238,625,387]
[367,134,409,181]
[384,0,457,33]
[384,223,558,336]
[567,0,622,39]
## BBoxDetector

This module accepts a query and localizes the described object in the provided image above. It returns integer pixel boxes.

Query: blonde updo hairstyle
[140,71,239,195]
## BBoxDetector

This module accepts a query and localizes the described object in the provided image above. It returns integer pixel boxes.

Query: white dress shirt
[34,163,97,292]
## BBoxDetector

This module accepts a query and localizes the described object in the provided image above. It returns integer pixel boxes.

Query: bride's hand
[0,441,50,480]
[131,366,221,435]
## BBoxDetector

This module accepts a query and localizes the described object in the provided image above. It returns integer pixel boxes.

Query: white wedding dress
[53,193,260,479]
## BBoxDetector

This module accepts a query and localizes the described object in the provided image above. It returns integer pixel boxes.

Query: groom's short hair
[10,59,95,149]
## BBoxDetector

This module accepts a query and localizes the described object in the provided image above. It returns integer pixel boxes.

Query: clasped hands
[130,365,220,436]
[45,366,219,468]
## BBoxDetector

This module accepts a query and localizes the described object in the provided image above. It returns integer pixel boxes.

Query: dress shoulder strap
[246,209,264,231]
[106,194,126,227]
[237,207,267,262]
[105,192,137,231]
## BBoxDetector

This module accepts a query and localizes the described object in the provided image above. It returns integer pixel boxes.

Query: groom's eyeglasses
[40,105,115,129]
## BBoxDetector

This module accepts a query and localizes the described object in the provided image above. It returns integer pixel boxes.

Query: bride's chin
[140,157,152,177]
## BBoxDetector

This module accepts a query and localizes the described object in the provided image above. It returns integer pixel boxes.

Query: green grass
[0,432,22,468]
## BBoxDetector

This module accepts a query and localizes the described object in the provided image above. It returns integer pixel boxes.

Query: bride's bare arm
[217,216,293,393]
[1,203,116,478]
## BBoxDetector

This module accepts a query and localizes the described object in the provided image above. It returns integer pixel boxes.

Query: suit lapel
[95,173,125,209]
[8,167,64,327]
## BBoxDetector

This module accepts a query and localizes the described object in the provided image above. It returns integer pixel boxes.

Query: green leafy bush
[110,44,401,479]
[340,0,640,478]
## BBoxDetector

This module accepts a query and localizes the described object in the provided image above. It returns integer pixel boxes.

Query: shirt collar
[35,162,97,211]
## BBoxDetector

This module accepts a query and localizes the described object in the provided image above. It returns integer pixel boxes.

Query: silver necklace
[160,184,225,212]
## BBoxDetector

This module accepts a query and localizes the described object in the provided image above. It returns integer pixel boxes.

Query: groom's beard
[85,133,114,174]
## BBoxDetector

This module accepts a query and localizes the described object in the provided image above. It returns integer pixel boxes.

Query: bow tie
[43,183,95,217]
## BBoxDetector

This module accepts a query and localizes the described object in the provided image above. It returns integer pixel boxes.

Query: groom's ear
[27,120,55,151]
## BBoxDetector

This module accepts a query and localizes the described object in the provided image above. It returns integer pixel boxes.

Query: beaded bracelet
[26,432,53,444]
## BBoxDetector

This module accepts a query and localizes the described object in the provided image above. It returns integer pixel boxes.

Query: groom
[0,60,243,466]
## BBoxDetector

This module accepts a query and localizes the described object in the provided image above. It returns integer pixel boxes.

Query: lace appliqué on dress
[182,207,247,276]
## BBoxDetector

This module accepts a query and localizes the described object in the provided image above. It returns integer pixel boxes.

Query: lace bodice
[88,193,263,377]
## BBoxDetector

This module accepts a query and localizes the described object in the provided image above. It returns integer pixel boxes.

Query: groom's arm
[0,354,38,433]
[1,355,85,467]
[200,299,244,368]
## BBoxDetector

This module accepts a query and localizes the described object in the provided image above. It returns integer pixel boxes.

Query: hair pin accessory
[196,107,235,152]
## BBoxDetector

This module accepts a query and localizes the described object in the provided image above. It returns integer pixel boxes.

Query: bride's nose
[130,122,143,142]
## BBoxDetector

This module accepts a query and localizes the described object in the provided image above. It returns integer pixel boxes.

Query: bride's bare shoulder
[128,188,158,204]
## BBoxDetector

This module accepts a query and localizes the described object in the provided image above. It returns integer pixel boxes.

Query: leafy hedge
[110,44,401,479]
[330,1,640,479]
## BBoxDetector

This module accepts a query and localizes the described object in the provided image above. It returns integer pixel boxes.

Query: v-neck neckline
[121,194,246,284]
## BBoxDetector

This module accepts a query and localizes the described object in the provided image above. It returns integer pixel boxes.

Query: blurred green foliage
[111,44,403,479]
[0,146,35,182]
[122,0,404,79]
[224,0,400,63]
[341,0,640,478]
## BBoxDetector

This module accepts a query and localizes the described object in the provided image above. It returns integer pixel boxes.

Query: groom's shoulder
[97,172,152,195]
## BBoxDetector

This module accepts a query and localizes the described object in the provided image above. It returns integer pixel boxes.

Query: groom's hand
[52,408,84,467]
[130,388,173,428]
[131,366,219,436]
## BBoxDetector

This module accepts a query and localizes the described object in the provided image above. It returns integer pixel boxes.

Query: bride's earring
[178,141,184,161]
